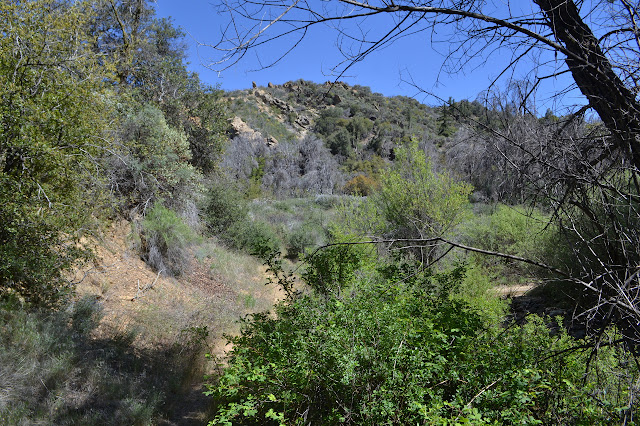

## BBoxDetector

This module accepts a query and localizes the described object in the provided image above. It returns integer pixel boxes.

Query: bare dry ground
[73,220,284,424]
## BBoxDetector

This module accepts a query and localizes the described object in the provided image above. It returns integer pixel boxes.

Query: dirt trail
[492,283,537,298]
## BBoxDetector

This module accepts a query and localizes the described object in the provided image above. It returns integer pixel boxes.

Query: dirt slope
[73,220,283,424]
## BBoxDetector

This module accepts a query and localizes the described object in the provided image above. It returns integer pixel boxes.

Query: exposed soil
[73,220,282,424]
[498,282,587,339]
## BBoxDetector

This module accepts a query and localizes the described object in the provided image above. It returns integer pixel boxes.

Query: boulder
[266,136,278,147]
[295,115,311,128]
[229,116,257,137]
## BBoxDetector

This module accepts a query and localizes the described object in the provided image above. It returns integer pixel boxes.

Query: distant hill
[225,79,446,160]
[220,80,479,197]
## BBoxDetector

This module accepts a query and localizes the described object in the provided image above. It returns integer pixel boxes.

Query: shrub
[326,126,353,158]
[461,204,553,281]
[182,86,230,175]
[314,194,342,209]
[225,220,281,257]
[110,104,202,215]
[206,254,629,424]
[202,182,248,236]
[342,174,379,196]
[285,226,316,260]
[301,242,367,296]
[0,208,90,307]
[463,204,549,257]
[139,203,196,276]
[339,139,472,263]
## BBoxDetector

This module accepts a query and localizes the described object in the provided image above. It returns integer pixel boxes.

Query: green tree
[110,104,201,215]
[91,0,229,175]
[89,0,156,85]
[326,126,353,158]
[344,139,472,263]
[0,0,111,306]
[180,85,229,174]
[436,97,457,137]
[347,116,374,154]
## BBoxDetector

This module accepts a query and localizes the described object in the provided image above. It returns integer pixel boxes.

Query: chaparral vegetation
[1,0,640,424]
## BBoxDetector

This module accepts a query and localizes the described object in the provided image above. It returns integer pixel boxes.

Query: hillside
[220,79,515,202]
[219,80,465,199]
[226,79,442,157]
[2,1,639,424]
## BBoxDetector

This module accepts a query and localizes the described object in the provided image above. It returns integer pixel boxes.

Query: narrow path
[158,384,212,426]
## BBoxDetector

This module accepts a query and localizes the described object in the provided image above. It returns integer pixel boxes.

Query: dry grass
[0,219,284,424]
[75,221,281,352]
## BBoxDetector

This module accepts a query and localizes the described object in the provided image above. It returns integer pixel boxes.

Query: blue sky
[155,0,584,111]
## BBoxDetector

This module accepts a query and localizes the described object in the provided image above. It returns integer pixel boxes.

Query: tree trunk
[535,0,640,169]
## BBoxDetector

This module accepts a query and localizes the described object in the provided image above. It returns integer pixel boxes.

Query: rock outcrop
[266,136,278,147]
[255,89,311,129]
[229,116,258,138]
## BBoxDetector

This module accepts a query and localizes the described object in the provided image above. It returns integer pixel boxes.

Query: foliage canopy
[0,0,111,305]
[206,253,634,424]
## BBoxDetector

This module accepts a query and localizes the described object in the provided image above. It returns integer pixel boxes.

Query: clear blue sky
[155,0,583,111]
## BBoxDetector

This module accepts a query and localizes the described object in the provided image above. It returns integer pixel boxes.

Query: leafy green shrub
[461,204,553,281]
[301,242,368,296]
[0,208,91,307]
[285,226,316,260]
[202,182,283,257]
[225,220,282,257]
[246,156,266,199]
[203,182,248,236]
[314,107,346,136]
[457,260,508,321]
[326,126,353,157]
[206,254,629,425]
[182,87,230,175]
[139,203,196,276]
[463,204,549,257]
[314,194,343,209]
[339,139,472,263]
[112,104,202,215]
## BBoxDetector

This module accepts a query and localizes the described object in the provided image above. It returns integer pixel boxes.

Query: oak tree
[0,0,111,305]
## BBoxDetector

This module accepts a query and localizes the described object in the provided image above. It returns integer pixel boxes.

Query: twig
[465,377,502,410]
[306,237,570,278]
[131,269,162,301]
